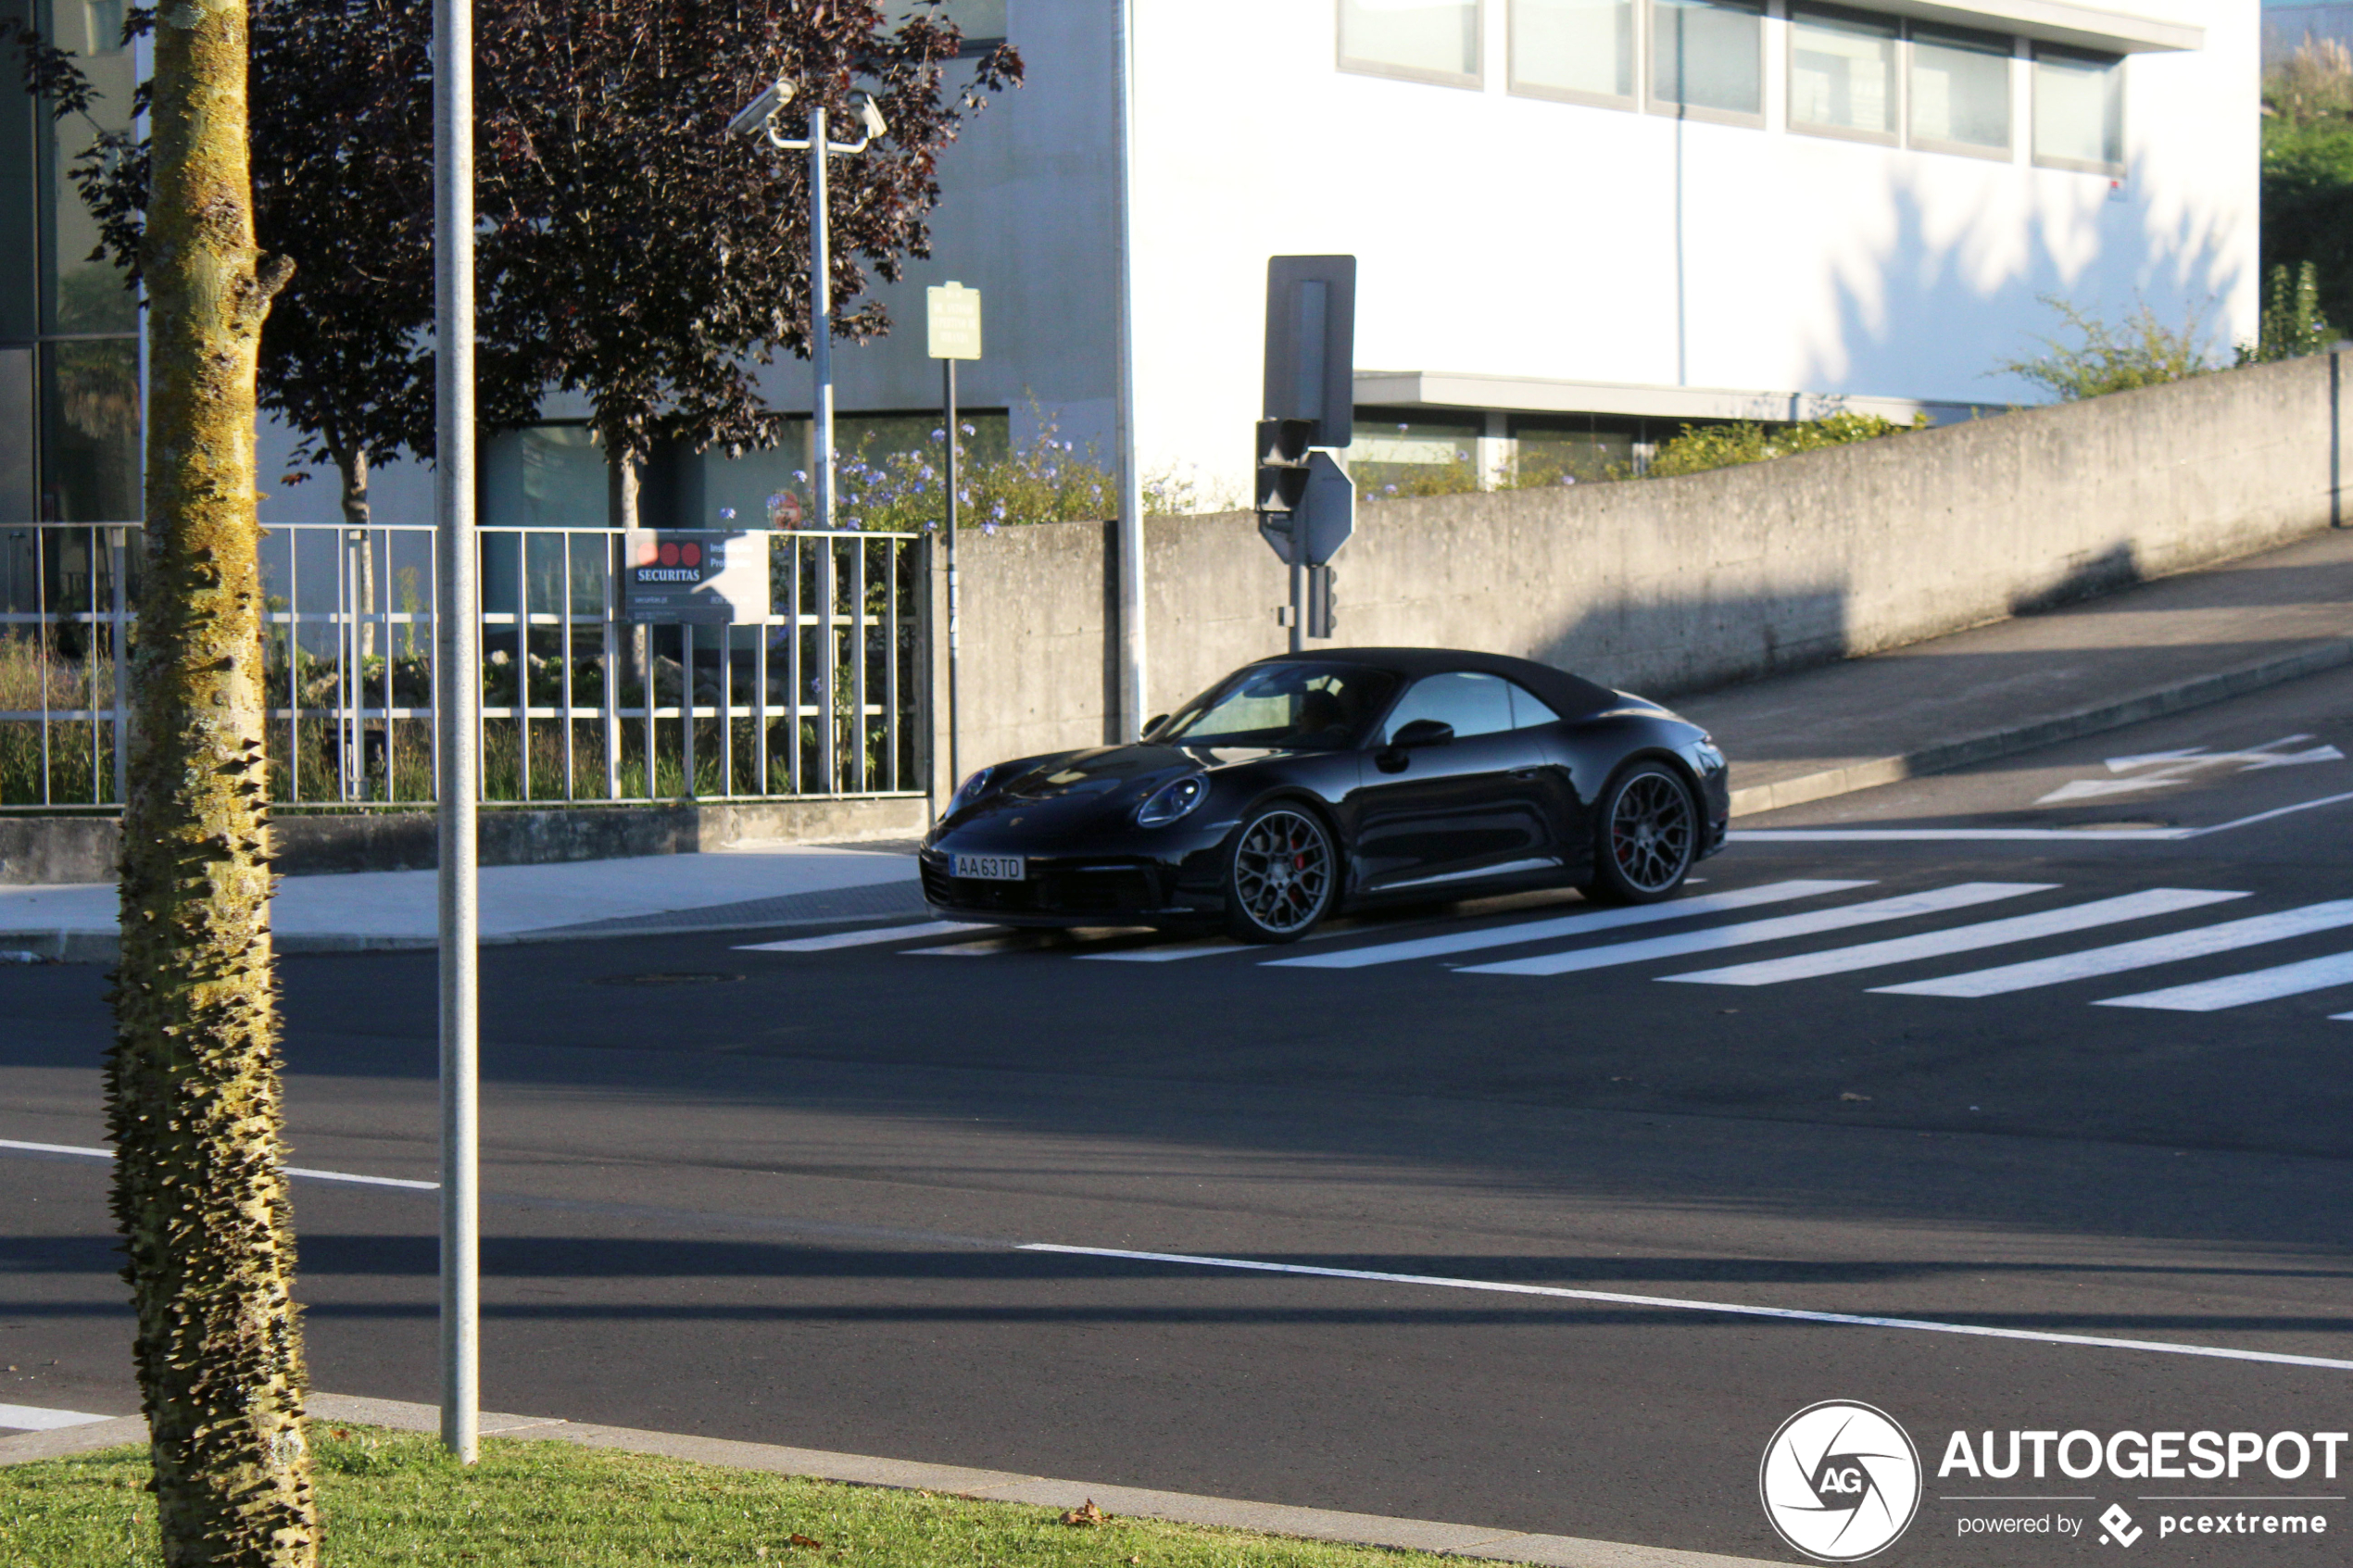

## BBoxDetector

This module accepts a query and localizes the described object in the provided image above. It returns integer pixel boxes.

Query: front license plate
[953,854,1026,882]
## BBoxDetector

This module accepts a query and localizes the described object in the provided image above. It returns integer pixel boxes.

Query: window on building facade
[1510,0,1636,105]
[1908,24,2011,154]
[1344,409,1482,497]
[1,0,143,526]
[1651,0,1763,120]
[1789,7,1896,140]
[889,0,1006,51]
[1339,0,1483,86]
[2032,45,2122,170]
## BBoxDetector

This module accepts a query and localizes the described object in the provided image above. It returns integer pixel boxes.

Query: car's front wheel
[1224,803,1337,943]
[1582,761,1697,905]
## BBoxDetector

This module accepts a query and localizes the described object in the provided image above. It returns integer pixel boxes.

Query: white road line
[1077,937,1241,962]
[0,1403,117,1430]
[734,920,991,952]
[1461,884,2052,978]
[0,1138,438,1190]
[903,935,1052,956]
[1732,787,2353,844]
[1873,900,2353,998]
[2095,951,2353,1013]
[2336,1012,2353,1022]
[1017,1243,2353,1372]
[1264,880,1874,971]
[1658,889,2250,987]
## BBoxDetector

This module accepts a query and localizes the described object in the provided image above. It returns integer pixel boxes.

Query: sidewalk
[1682,525,2353,815]
[0,839,923,961]
[4,527,2347,958]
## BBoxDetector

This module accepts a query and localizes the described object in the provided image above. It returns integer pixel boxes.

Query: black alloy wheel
[1584,761,1697,905]
[1224,804,1337,943]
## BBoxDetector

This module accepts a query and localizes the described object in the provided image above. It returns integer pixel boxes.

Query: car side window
[1507,682,1564,729]
[1382,671,1515,743]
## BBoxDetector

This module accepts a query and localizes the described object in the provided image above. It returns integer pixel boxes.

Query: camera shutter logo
[1758,1401,1922,1562]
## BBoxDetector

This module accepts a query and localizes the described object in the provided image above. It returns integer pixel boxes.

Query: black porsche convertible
[918,647,1730,943]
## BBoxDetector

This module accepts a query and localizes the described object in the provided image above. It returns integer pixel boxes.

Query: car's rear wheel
[1582,761,1697,905]
[1224,804,1336,943]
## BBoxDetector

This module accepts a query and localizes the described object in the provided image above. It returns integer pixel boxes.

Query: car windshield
[1151,663,1399,750]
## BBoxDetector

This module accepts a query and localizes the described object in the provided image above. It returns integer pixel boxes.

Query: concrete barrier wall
[933,355,2345,785]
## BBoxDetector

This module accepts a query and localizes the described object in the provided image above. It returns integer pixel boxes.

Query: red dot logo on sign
[659,541,680,567]
[681,541,703,568]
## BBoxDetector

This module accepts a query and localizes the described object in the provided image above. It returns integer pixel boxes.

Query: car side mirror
[1144,714,1168,738]
[1390,719,1455,748]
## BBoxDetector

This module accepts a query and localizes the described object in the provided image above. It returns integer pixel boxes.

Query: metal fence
[0,521,930,810]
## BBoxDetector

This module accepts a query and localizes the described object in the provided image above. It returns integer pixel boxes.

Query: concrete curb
[1,1392,1800,1568]
[1726,638,2353,818]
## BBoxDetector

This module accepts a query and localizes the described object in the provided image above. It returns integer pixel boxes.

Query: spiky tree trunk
[104,0,315,1560]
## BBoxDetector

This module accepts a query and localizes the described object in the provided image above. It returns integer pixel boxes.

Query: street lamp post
[729,80,886,787]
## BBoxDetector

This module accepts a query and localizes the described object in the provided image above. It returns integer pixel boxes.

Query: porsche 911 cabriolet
[919,646,1730,943]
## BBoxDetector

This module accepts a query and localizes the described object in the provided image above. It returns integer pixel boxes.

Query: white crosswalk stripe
[2095,950,2353,1012]
[0,1402,114,1431]
[1656,888,2250,987]
[1461,884,2052,977]
[735,920,993,952]
[1872,900,2353,998]
[1264,880,1874,971]
[1078,937,1242,962]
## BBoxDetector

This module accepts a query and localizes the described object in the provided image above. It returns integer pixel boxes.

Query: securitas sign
[621,530,771,625]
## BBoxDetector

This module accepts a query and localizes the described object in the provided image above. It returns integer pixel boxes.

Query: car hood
[937,743,1295,839]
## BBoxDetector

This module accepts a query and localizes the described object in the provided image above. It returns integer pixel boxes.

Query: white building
[0,0,2256,528]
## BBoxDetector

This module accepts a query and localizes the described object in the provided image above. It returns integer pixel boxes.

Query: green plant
[1989,295,2220,401]
[836,409,1120,532]
[2237,260,2338,362]
[1644,410,1929,478]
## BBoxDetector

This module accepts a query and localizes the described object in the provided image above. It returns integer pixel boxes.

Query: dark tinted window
[1383,671,1516,742]
[1508,681,1564,728]
[1155,662,1399,749]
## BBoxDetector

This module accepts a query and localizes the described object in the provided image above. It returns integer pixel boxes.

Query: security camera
[859,94,888,142]
[725,77,795,138]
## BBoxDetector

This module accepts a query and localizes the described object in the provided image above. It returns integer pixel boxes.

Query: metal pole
[1288,558,1303,655]
[1111,0,1146,742]
[432,0,481,1465]
[944,358,960,786]
[810,107,833,530]
[108,528,128,805]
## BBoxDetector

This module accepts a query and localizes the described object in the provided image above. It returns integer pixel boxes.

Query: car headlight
[948,765,1000,815]
[1135,774,1209,828]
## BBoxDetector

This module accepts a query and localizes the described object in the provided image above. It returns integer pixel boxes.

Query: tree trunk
[105,0,316,1559]
[338,446,374,662]
[608,442,649,709]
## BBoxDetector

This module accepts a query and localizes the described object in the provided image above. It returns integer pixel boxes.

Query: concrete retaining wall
[935,355,2347,784]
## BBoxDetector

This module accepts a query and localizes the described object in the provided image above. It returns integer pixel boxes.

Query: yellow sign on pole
[926,280,983,360]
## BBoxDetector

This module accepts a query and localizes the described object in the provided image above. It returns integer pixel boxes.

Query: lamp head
[725,77,794,138]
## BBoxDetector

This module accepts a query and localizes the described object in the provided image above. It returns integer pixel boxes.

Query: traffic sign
[1256,451,1353,567]
[927,281,982,360]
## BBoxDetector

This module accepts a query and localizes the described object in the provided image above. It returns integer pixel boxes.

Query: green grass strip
[2,1425,1457,1567]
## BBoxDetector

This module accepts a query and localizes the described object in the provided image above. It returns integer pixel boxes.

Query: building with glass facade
[1,0,2250,528]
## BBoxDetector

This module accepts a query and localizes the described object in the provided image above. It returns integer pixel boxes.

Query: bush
[1989,295,2219,401]
[1643,410,1929,478]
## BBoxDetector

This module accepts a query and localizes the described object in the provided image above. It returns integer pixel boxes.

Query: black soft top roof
[1253,646,1621,719]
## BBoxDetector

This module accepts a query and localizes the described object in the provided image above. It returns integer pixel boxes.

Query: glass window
[1511,0,1635,103]
[1383,671,1516,742]
[2032,46,2122,170]
[1507,682,1564,728]
[1910,25,2010,153]
[1652,0,1762,119]
[1340,0,1483,85]
[889,0,1006,48]
[0,348,33,522]
[1157,662,1401,750]
[1344,409,1481,500]
[1789,7,1896,139]
[483,425,610,529]
[40,340,139,521]
[1510,415,1635,484]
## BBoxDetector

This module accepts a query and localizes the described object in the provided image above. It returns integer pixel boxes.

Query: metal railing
[0,521,930,809]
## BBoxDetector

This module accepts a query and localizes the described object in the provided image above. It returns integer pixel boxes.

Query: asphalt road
[7,666,2353,1565]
